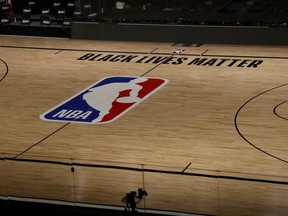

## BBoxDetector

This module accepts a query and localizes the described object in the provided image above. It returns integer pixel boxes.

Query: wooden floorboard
[0,35,288,216]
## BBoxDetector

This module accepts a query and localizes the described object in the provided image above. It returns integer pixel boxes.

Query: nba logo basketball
[40,76,169,124]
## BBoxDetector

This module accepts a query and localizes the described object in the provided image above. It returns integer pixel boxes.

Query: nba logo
[40,76,169,124]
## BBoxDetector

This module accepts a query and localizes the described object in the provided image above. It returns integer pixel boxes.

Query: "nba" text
[52,109,92,120]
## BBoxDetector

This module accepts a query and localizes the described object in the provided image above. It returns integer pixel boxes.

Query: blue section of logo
[42,95,99,123]
[97,76,135,86]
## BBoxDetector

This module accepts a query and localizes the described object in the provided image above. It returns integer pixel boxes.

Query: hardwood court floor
[0,35,288,216]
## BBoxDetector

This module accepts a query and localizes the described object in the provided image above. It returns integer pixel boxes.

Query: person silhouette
[126,191,137,212]
[122,188,147,214]
[82,77,148,123]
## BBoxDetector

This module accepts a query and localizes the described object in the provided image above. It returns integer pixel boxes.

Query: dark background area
[1,199,178,216]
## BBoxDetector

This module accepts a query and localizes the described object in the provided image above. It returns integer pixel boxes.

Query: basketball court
[0,34,288,216]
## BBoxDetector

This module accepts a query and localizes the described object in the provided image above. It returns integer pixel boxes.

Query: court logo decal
[40,76,169,124]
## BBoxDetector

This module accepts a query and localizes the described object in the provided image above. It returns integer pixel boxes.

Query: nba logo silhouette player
[40,76,169,124]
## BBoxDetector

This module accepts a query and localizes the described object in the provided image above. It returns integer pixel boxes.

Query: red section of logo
[100,78,167,123]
